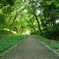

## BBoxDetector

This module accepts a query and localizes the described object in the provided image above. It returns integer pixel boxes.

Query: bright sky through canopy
[36,10,40,15]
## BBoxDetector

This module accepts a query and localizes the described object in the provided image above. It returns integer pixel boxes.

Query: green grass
[0,34,27,54]
[33,35,59,53]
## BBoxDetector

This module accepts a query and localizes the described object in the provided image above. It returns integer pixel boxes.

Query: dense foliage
[0,0,59,40]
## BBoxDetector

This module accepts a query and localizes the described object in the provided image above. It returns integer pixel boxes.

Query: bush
[0,29,13,35]
[41,25,59,40]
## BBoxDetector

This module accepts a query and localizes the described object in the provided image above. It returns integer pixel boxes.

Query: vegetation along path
[0,35,59,59]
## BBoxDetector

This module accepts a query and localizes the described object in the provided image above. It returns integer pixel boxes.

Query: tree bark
[10,12,18,27]
[34,14,43,34]
[10,8,24,27]
[41,20,49,33]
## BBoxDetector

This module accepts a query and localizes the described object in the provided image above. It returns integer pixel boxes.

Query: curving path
[0,35,59,59]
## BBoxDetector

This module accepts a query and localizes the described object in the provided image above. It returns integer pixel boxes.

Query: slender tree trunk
[41,20,49,33]
[51,19,59,40]
[31,26,36,32]
[10,12,18,27]
[45,25,49,33]
[31,4,43,34]
[34,14,43,34]
[10,8,24,27]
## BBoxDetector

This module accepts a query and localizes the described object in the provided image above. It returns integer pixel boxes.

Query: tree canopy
[0,0,59,40]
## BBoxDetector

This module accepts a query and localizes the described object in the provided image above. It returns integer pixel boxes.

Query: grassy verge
[0,34,27,54]
[33,35,59,53]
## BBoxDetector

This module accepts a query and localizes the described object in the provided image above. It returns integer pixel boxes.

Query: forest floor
[0,35,59,59]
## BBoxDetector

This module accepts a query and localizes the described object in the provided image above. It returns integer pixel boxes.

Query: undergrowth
[34,35,59,53]
[0,34,27,54]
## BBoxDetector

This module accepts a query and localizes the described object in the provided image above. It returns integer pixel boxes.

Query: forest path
[0,35,59,59]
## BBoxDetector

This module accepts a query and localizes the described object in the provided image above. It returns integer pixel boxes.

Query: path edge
[0,35,28,56]
[32,35,59,57]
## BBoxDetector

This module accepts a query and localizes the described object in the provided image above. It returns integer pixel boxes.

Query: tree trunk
[34,14,43,34]
[10,9,24,27]
[41,20,49,33]
[45,25,49,33]
[10,12,18,27]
